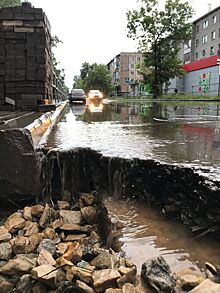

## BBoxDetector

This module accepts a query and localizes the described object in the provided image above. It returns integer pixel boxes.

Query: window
[196,24,199,32]
[195,39,199,47]
[213,16,217,24]
[131,71,134,75]
[203,20,208,29]
[202,35,208,43]
[195,52,199,59]
[202,49,206,57]
[211,31,216,40]
[130,64,134,68]
[137,57,140,61]
[210,46,215,55]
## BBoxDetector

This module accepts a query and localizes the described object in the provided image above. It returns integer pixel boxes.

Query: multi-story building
[107,52,143,96]
[183,5,220,96]
[169,5,220,96]
[191,6,220,62]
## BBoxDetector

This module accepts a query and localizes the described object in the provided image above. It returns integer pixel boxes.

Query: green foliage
[73,75,84,89]
[80,62,95,80]
[73,63,112,95]
[84,64,112,94]
[52,35,63,48]
[0,0,21,7]
[127,0,194,98]
[51,35,63,75]
[51,36,68,93]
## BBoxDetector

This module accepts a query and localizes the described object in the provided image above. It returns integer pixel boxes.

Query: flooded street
[44,101,220,180]
[42,100,220,273]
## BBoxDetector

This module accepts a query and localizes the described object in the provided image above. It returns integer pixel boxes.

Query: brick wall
[0,2,52,110]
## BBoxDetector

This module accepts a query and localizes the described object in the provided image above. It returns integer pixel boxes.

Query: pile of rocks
[0,193,138,293]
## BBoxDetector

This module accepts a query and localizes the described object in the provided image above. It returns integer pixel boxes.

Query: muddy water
[44,101,220,180]
[105,197,220,274]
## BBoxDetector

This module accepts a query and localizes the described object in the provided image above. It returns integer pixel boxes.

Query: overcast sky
[30,0,220,89]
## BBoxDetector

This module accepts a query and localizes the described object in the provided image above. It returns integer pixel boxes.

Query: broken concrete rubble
[141,256,175,292]
[0,194,140,292]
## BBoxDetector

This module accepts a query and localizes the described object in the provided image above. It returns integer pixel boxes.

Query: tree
[127,0,193,98]
[73,75,84,89]
[0,0,21,7]
[51,36,68,95]
[83,64,112,95]
[80,62,95,80]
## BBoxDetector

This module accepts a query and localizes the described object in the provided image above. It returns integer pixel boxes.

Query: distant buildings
[106,52,144,96]
[108,6,220,97]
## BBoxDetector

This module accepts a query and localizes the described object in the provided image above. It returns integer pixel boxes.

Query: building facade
[191,6,220,62]
[107,52,143,96]
[169,5,220,96]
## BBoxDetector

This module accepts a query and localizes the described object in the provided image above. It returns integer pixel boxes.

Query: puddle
[105,197,220,274]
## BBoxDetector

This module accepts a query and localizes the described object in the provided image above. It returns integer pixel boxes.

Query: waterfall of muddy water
[105,197,220,274]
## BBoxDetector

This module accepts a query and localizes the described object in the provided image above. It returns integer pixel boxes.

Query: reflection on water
[105,198,220,273]
[44,101,220,179]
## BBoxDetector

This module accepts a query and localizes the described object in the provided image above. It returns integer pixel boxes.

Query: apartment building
[183,6,220,96]
[166,5,220,95]
[107,52,143,96]
[191,6,220,62]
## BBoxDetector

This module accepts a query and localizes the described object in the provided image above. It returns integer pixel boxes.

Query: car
[68,89,86,104]
[87,90,103,101]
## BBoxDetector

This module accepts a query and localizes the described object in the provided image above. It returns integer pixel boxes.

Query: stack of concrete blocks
[0,2,52,110]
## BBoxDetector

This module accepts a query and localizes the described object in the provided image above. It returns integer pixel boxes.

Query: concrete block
[6,32,26,39]
[12,6,22,13]
[0,69,5,75]
[0,14,14,20]
[21,94,42,100]
[14,14,35,21]
[5,96,15,105]
[34,14,44,21]
[3,20,23,26]
[14,27,34,33]
[5,88,16,94]
[5,69,15,75]
[23,20,44,27]
[0,129,37,200]
[34,8,43,14]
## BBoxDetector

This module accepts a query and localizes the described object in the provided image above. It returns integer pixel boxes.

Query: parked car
[68,89,86,104]
[87,90,103,101]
